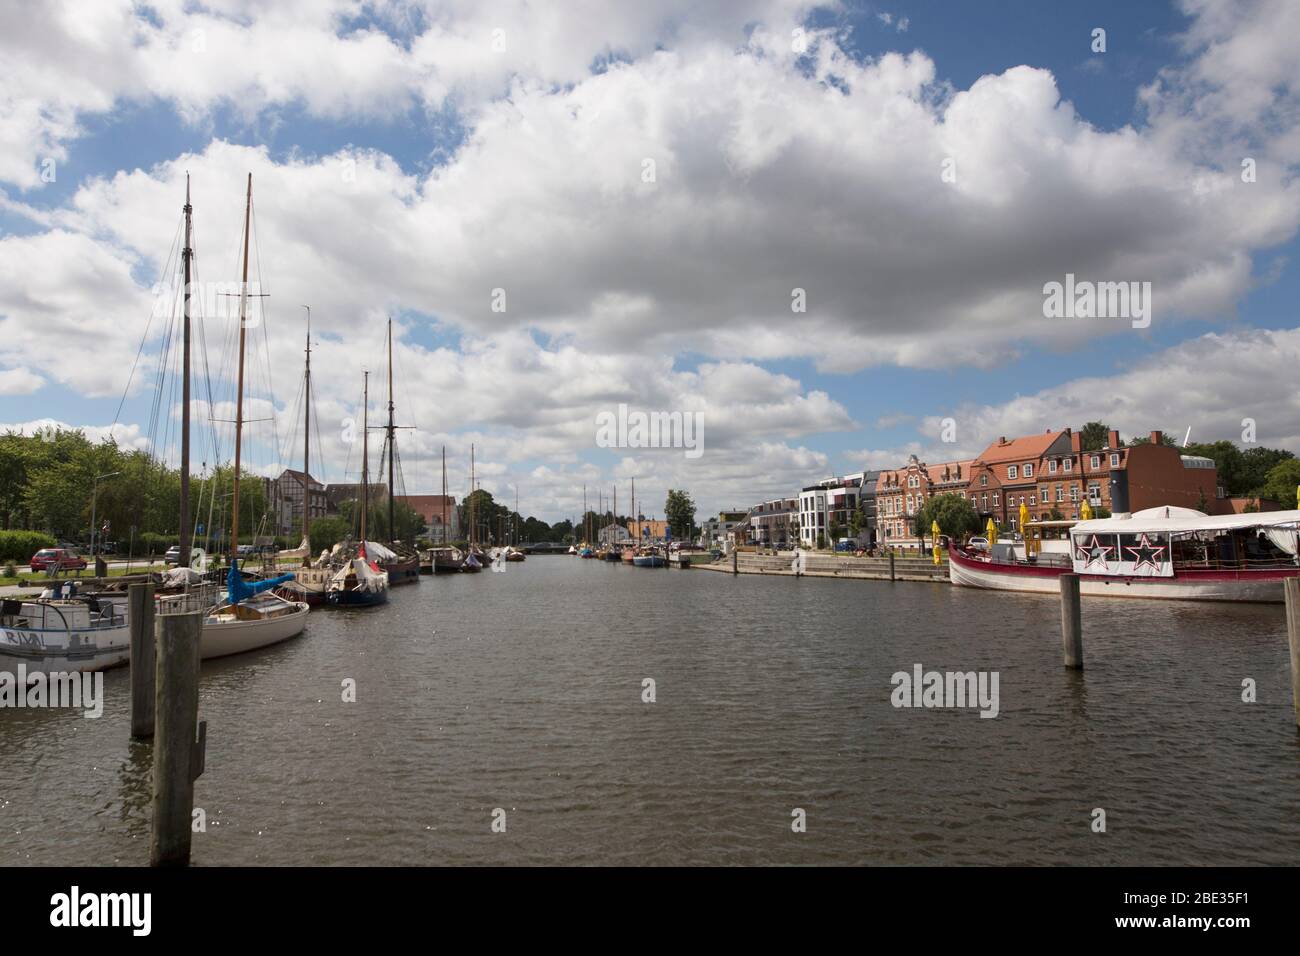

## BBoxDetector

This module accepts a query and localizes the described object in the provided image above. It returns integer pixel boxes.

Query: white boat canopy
[1071,507,1300,537]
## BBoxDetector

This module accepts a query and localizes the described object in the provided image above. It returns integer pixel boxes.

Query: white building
[798,474,863,547]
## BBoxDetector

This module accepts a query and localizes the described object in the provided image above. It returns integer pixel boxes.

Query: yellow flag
[986,517,998,542]
[930,519,941,539]
[1018,501,1029,530]
[1080,499,1093,521]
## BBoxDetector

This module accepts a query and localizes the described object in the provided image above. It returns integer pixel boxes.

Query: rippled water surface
[2,558,1298,865]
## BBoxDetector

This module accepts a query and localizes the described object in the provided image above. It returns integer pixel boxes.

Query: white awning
[1070,508,1300,537]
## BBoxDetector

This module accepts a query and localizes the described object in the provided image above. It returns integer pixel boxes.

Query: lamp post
[91,471,121,557]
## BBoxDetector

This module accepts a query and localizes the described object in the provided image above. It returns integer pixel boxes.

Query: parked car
[236,544,255,557]
[833,540,857,552]
[30,548,88,572]
[164,545,183,565]
[968,536,990,551]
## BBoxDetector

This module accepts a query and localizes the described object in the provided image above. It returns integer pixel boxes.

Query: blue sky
[2,0,1297,521]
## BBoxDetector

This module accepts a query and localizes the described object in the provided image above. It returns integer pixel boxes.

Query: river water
[2,557,1297,865]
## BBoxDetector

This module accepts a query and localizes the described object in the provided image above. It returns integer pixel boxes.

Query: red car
[30,548,88,572]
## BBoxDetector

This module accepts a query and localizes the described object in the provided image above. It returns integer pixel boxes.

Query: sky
[1,0,1298,524]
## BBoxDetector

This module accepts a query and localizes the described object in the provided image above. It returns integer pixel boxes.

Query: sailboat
[376,319,421,585]
[280,306,333,605]
[426,445,465,571]
[462,444,486,571]
[200,174,310,656]
[328,371,391,606]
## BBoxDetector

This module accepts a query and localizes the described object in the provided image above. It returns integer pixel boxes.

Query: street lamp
[91,471,121,557]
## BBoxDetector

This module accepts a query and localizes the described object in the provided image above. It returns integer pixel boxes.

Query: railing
[157,585,221,616]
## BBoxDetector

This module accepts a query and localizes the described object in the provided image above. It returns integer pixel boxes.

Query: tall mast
[441,445,448,545]
[179,173,193,568]
[583,485,587,544]
[301,305,311,549]
[361,371,369,547]
[613,484,617,545]
[230,172,252,563]
[386,318,396,545]
[514,485,518,546]
[631,477,635,541]
[470,443,476,547]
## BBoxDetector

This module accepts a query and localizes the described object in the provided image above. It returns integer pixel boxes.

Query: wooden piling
[732,549,738,575]
[128,582,156,738]
[1060,573,1083,669]
[150,610,206,867]
[888,551,895,582]
[1284,578,1300,729]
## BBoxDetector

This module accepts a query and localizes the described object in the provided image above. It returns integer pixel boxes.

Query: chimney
[998,436,1006,445]
[1070,431,1082,453]
[1149,430,1162,446]
[1108,429,1120,449]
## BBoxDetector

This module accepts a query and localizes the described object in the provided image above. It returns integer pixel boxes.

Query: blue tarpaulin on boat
[227,561,294,604]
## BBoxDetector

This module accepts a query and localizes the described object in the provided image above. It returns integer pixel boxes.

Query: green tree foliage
[0,530,57,562]
[917,493,981,541]
[1258,459,1300,508]
[309,516,350,555]
[664,489,696,539]
[1079,422,1111,452]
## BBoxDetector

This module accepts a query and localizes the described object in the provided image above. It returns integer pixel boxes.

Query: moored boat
[949,506,1300,602]
[0,587,130,673]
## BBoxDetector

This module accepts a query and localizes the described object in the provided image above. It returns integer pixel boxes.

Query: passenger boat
[0,585,130,673]
[505,547,526,562]
[948,506,1300,602]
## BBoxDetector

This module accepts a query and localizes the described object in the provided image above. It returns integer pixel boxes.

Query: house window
[1008,465,1018,479]
[993,493,999,506]
[1024,463,1033,478]
[1049,459,1057,474]
[980,474,988,487]
[1063,458,1072,473]
[1088,483,1102,505]
[981,493,988,510]
[906,494,913,513]
[1090,455,1100,469]
[1070,486,1079,502]
[1110,453,1120,467]
[1030,494,1036,506]
[1055,485,1063,502]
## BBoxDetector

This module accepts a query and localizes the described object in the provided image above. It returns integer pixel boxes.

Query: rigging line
[114,212,183,429]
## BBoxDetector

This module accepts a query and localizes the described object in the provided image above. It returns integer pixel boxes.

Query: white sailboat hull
[201,603,309,659]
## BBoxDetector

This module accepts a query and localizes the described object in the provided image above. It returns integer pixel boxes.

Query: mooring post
[128,582,156,738]
[1060,573,1083,669]
[889,551,895,582]
[732,548,738,575]
[150,610,206,867]
[1284,578,1300,729]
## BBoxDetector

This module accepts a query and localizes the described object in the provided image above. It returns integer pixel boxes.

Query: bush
[0,530,57,563]
[3,562,15,578]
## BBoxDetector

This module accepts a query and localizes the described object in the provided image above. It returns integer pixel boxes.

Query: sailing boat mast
[230,173,252,564]
[301,305,312,552]
[386,318,396,546]
[361,371,370,547]
[470,443,476,547]
[441,445,448,545]
[179,173,193,568]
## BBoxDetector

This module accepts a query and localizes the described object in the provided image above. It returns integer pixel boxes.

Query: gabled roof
[974,430,1066,464]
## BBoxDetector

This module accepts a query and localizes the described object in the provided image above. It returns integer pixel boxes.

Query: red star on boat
[1125,533,1166,573]
[1076,534,1113,570]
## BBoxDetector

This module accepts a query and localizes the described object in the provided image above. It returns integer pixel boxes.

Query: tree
[828,518,844,543]
[918,493,981,541]
[1240,446,1296,494]
[309,516,350,555]
[1079,422,1111,452]
[664,489,696,540]
[1259,459,1300,507]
